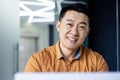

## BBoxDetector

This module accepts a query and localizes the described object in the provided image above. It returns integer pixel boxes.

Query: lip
[67,37,78,42]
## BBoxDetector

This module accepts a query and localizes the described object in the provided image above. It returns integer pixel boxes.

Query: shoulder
[81,46,105,63]
[82,46,103,58]
[81,46,109,71]
[24,44,57,72]
[32,45,56,59]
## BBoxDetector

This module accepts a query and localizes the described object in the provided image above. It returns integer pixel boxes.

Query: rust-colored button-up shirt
[24,41,109,72]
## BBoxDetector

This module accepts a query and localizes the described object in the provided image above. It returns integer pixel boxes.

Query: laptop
[14,72,120,80]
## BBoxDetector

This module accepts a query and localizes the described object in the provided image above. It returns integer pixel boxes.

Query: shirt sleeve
[24,54,42,72]
[96,53,109,71]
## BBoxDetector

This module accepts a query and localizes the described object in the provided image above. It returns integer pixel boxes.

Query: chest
[41,58,96,72]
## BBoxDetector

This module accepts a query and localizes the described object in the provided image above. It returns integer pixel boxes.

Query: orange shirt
[24,41,109,72]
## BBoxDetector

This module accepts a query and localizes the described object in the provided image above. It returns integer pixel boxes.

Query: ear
[87,27,90,34]
[85,27,90,37]
[56,20,61,32]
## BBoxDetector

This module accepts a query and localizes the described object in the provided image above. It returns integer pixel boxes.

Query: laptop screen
[14,72,120,80]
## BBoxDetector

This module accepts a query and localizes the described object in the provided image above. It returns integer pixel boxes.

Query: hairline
[59,10,89,22]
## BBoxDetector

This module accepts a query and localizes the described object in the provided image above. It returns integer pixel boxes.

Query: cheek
[79,31,88,39]
[59,26,69,33]
[59,29,70,39]
[59,29,67,36]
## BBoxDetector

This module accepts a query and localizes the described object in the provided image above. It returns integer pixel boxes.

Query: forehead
[62,10,89,22]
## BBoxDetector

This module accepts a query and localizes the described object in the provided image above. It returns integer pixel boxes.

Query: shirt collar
[74,49,80,59]
[56,41,63,59]
[55,41,81,60]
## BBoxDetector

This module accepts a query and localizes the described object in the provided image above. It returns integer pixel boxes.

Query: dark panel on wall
[88,0,118,71]
[49,24,54,46]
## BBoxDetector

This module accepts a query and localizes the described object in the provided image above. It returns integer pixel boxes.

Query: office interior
[0,0,120,80]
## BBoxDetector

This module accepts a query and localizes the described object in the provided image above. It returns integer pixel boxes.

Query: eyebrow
[66,19,74,22]
[66,19,87,25]
[80,22,87,25]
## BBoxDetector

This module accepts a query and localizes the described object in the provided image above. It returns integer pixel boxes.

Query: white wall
[0,0,19,80]
[20,23,49,50]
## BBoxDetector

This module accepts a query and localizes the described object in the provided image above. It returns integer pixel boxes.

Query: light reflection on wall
[19,0,55,23]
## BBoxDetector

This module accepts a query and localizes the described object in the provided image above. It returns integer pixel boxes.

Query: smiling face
[56,10,90,50]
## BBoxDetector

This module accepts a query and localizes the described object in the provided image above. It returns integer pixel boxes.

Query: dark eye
[67,23,72,26]
[79,26,85,29]
[67,23,73,27]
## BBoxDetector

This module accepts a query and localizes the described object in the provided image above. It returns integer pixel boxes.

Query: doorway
[19,36,38,71]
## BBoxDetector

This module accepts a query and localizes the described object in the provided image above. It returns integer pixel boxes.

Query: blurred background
[0,0,120,80]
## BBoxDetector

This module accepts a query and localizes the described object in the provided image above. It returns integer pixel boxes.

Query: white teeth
[68,37,77,41]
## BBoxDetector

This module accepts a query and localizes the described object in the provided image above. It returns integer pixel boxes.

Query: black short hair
[59,3,89,21]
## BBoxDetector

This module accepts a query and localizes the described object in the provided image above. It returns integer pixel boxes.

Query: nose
[71,26,79,36]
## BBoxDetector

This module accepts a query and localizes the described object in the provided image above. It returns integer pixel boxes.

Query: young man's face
[56,10,90,50]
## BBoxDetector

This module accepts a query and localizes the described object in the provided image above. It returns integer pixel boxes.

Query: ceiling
[20,0,87,24]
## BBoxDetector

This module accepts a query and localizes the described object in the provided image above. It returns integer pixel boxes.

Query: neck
[59,43,78,60]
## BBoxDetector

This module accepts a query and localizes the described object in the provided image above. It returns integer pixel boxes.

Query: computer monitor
[14,72,120,80]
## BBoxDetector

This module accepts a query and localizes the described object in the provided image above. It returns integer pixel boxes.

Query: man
[24,3,109,72]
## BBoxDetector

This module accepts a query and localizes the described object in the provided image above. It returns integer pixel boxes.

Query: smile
[67,37,78,42]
